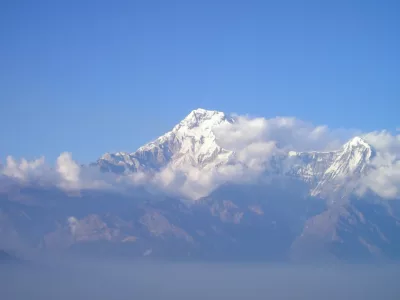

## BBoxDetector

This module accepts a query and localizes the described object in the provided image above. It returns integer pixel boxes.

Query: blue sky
[1,0,399,163]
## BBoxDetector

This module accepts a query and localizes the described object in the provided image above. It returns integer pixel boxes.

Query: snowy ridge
[312,137,373,196]
[286,136,373,196]
[97,109,235,173]
[97,109,375,198]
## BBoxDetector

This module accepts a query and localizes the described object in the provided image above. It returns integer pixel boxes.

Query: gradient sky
[1,0,399,163]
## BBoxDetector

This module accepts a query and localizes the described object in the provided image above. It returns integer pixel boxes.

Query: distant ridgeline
[1,109,400,262]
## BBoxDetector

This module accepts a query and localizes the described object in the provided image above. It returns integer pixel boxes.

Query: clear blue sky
[1,0,399,162]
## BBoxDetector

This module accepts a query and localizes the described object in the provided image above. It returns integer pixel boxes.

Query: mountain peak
[96,113,375,200]
[97,108,234,174]
[191,108,217,114]
[310,136,374,196]
[186,108,223,118]
[341,136,375,158]
[343,136,371,149]
[173,109,230,132]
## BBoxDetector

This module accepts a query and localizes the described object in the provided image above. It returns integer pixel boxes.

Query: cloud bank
[153,115,361,199]
[215,115,358,152]
[1,114,399,200]
[359,131,400,198]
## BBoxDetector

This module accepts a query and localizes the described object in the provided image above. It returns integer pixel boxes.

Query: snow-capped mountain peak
[310,136,374,196]
[172,108,231,132]
[97,109,233,173]
[342,136,371,152]
[167,109,233,169]
[331,136,373,174]
[96,110,376,201]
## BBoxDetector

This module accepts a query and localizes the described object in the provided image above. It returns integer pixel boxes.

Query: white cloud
[363,131,400,158]
[1,152,119,193]
[150,140,277,199]
[56,153,130,192]
[215,115,358,153]
[158,117,398,199]
[152,164,216,199]
[2,156,47,181]
[56,152,81,190]
[357,131,400,199]
[358,154,400,199]
[0,114,399,201]
[236,141,277,171]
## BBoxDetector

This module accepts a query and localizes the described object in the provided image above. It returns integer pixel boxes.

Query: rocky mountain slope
[97,109,233,174]
[97,109,375,200]
[1,109,399,262]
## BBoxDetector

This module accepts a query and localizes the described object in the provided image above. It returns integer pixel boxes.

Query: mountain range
[1,108,399,262]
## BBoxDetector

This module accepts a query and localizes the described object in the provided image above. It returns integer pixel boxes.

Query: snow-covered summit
[310,136,373,196]
[137,108,231,152]
[173,108,230,131]
[97,109,234,173]
[96,110,376,199]
[342,136,372,151]
[327,136,373,176]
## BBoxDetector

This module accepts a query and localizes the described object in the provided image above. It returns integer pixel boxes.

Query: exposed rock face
[97,109,234,174]
[96,109,375,201]
[1,109,400,262]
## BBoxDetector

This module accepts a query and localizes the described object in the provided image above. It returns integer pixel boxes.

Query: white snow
[97,109,375,198]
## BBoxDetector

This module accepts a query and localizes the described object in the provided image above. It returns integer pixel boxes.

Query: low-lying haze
[2,260,399,300]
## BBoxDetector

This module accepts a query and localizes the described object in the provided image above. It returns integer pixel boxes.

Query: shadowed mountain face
[1,182,399,262]
[1,109,400,262]
[96,109,374,198]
